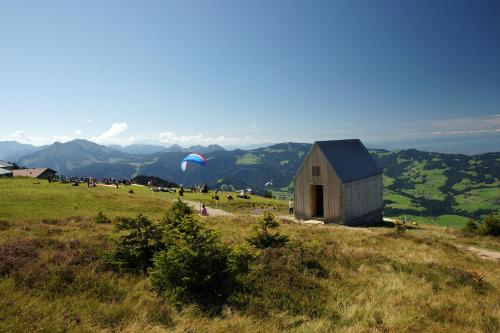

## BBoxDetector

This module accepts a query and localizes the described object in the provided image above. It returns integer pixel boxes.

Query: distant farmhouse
[13,168,57,179]
[0,160,15,171]
[0,160,14,177]
[294,139,383,225]
[0,168,13,177]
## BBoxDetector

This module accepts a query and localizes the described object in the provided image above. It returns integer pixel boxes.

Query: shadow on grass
[344,220,421,230]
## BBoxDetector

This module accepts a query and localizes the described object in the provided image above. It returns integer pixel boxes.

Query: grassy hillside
[378,149,500,226]
[9,140,500,226]
[0,178,499,332]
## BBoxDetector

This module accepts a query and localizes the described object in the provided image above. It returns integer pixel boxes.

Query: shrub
[462,215,499,237]
[463,219,479,234]
[247,212,289,248]
[94,211,111,224]
[479,214,500,236]
[163,199,193,229]
[106,214,164,273]
[150,202,245,312]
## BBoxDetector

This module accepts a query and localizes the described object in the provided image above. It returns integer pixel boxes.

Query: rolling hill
[5,139,500,221]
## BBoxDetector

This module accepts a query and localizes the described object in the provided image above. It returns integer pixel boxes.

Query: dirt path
[459,245,500,262]
[184,200,234,217]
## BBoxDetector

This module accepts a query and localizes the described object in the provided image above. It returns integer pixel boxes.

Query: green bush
[479,214,500,236]
[247,212,289,248]
[150,201,246,311]
[462,215,499,237]
[106,214,164,273]
[463,219,479,234]
[94,211,111,224]
[163,199,193,229]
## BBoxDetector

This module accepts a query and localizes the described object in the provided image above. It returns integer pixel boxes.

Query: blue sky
[0,0,499,152]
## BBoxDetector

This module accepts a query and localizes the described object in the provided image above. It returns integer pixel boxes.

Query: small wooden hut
[13,168,57,180]
[294,139,383,225]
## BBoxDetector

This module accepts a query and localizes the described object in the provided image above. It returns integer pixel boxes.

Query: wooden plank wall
[342,174,383,221]
[294,145,343,223]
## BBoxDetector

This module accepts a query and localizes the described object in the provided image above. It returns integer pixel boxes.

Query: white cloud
[0,130,72,146]
[372,114,500,142]
[94,122,129,144]
[158,132,242,146]
[412,114,500,137]
[75,130,82,135]
[85,119,92,123]
[429,114,500,132]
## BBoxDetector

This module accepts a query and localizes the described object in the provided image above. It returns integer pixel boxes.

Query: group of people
[178,183,211,196]
[55,175,132,189]
[101,177,131,186]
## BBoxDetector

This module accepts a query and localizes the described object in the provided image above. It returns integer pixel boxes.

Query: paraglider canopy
[181,153,207,172]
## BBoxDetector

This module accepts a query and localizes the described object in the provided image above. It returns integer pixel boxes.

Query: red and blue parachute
[181,153,207,172]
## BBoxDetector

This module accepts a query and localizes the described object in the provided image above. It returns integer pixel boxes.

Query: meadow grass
[455,187,499,214]
[0,178,171,221]
[236,153,262,165]
[402,161,448,201]
[0,178,499,332]
[384,190,425,212]
[163,189,289,215]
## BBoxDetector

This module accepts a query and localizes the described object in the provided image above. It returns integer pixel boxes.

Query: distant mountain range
[0,141,226,163]
[2,139,499,219]
[0,141,45,161]
[109,143,225,155]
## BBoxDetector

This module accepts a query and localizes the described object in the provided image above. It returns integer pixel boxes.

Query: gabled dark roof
[316,139,382,183]
[13,168,57,178]
[0,168,13,175]
[0,160,14,168]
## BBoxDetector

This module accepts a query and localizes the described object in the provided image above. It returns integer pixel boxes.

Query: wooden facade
[342,174,383,224]
[294,140,383,225]
[294,145,343,223]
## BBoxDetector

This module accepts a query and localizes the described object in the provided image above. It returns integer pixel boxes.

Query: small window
[312,166,321,177]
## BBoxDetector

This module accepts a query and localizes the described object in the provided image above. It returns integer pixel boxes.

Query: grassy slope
[375,150,500,225]
[0,178,499,332]
[0,178,288,221]
[0,178,172,221]
[455,187,498,214]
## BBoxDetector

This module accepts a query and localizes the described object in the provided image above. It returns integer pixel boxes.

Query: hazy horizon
[2,136,499,156]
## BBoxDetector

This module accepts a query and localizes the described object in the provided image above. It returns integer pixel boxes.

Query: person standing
[288,198,294,215]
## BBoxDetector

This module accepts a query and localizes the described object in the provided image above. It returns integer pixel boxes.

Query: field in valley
[0,178,499,332]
